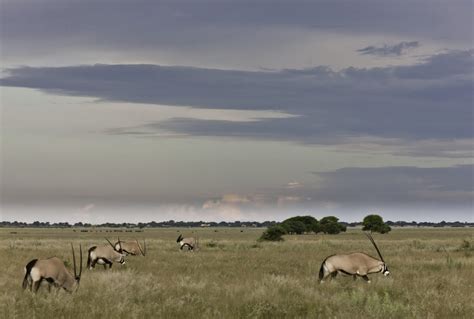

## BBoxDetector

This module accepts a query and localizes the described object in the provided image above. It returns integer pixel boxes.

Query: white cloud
[285,181,303,189]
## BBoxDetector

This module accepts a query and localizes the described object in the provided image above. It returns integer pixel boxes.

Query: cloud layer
[1,1,472,222]
[2,50,472,150]
[357,41,420,56]
[312,165,473,206]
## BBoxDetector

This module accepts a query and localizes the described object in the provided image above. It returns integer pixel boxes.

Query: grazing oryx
[319,232,390,283]
[87,238,126,269]
[22,244,82,293]
[176,234,198,251]
[114,238,146,256]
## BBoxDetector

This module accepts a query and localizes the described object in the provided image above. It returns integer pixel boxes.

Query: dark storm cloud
[311,165,474,206]
[0,0,472,57]
[357,41,420,56]
[2,50,472,145]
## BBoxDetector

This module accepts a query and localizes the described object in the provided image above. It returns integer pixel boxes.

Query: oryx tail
[22,259,38,289]
[318,255,334,281]
[86,246,97,268]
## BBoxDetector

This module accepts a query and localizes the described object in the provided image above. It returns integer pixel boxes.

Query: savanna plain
[0,227,472,319]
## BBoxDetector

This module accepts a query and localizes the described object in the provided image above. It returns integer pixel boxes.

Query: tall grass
[0,227,472,318]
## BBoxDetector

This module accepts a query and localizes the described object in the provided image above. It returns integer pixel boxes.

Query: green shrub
[319,216,346,234]
[259,225,286,241]
[362,214,391,233]
[281,215,320,234]
[281,220,306,234]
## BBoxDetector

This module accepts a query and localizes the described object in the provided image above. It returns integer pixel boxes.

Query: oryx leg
[362,275,371,283]
[45,277,55,293]
[25,276,33,291]
[101,258,112,269]
[33,278,43,293]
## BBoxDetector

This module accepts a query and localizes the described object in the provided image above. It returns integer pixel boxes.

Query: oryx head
[106,237,126,264]
[365,232,389,276]
[71,243,83,290]
[176,234,183,243]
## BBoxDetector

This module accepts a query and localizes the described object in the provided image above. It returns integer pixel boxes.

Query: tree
[281,215,320,234]
[259,225,286,241]
[281,220,306,234]
[362,214,391,233]
[319,216,346,234]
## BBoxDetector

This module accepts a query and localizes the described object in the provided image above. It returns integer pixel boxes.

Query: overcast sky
[1,0,473,223]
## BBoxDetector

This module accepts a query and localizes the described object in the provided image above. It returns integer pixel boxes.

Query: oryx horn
[71,243,77,277]
[136,239,146,256]
[105,237,116,250]
[71,243,83,280]
[365,232,385,262]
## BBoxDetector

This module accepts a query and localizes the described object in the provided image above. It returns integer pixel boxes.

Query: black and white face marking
[180,242,193,250]
[382,264,390,276]
[115,244,123,253]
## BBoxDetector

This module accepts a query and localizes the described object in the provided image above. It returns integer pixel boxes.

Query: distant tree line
[0,219,472,229]
[0,220,278,228]
[259,214,473,241]
[260,215,347,241]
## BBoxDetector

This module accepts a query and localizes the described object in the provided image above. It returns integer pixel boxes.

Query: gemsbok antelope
[114,238,146,256]
[319,232,390,283]
[22,244,82,293]
[176,234,198,251]
[87,238,126,269]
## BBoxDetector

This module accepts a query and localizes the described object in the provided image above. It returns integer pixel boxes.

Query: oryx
[319,232,390,283]
[176,234,197,251]
[87,238,126,269]
[22,244,82,293]
[114,238,146,256]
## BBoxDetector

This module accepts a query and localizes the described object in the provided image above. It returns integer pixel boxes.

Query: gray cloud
[357,41,420,56]
[311,165,473,206]
[2,0,471,50]
[2,50,471,146]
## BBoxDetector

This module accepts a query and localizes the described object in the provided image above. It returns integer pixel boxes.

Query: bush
[319,216,346,234]
[281,215,320,234]
[281,220,307,234]
[259,225,286,241]
[362,214,391,233]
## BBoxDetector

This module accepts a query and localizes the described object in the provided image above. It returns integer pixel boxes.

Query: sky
[1,0,473,223]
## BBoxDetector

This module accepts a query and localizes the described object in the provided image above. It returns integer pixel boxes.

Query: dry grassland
[0,227,472,319]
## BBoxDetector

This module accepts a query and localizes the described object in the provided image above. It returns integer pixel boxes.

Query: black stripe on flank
[338,269,355,276]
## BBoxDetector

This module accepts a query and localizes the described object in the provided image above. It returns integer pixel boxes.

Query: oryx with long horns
[176,234,198,251]
[114,238,146,256]
[87,238,126,269]
[319,232,390,283]
[22,244,82,293]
